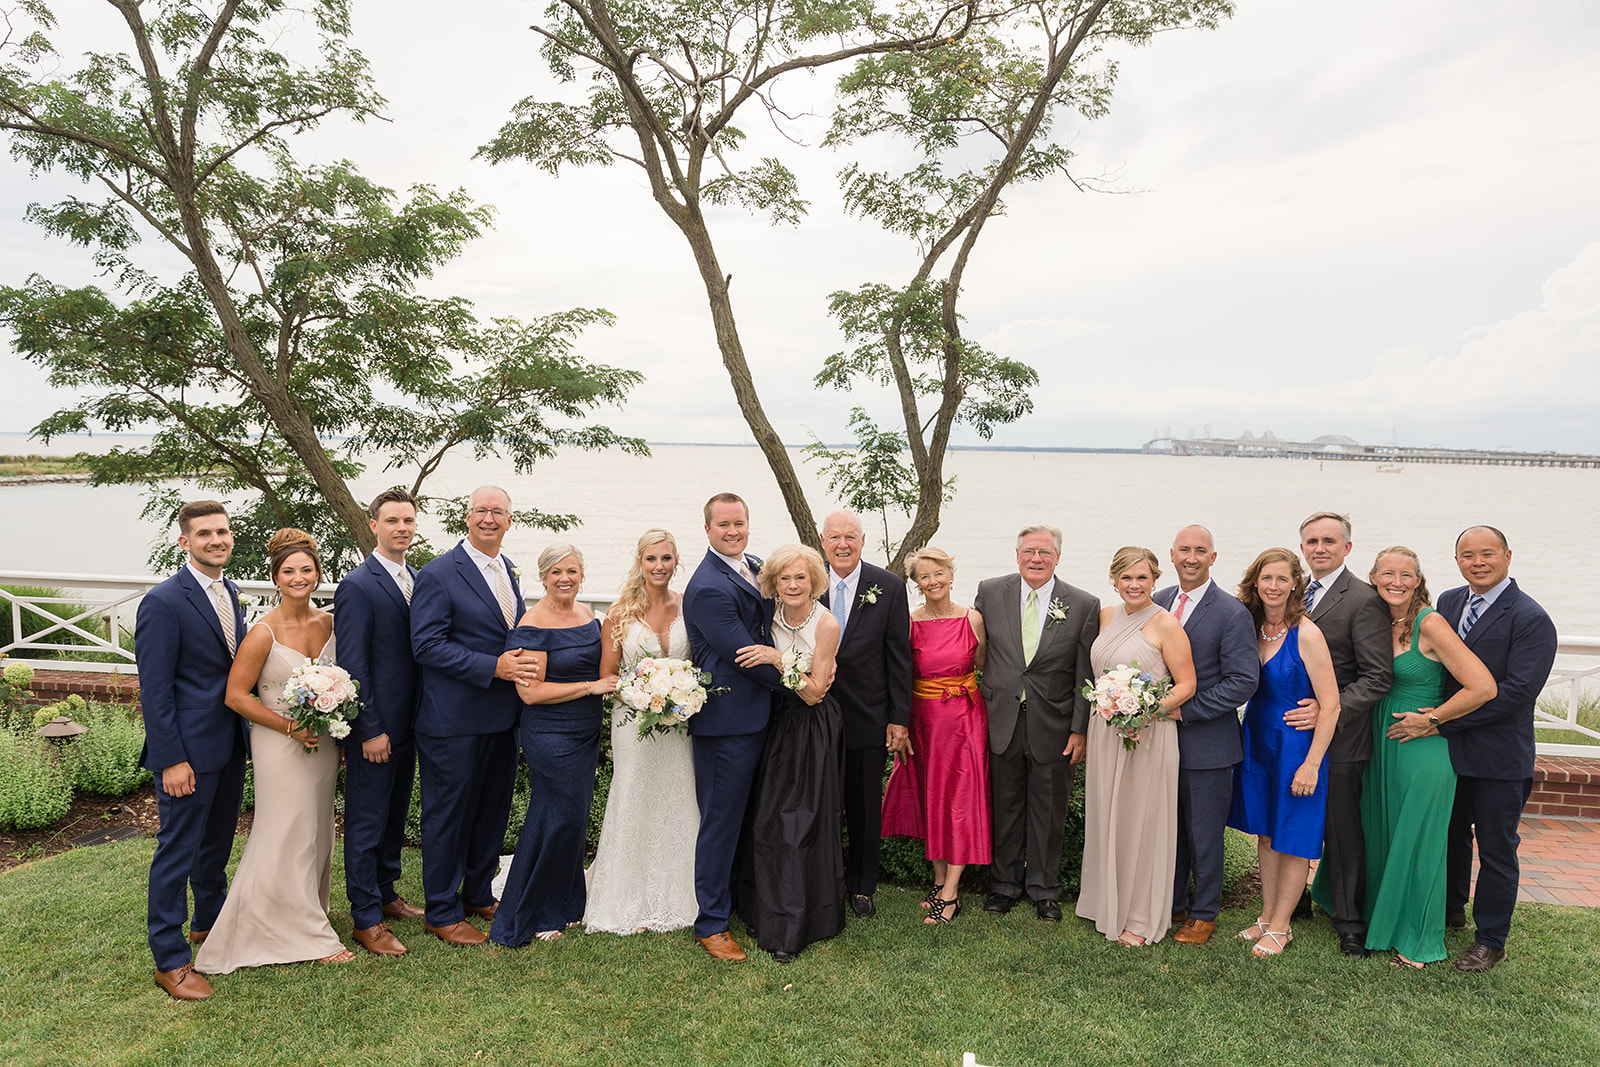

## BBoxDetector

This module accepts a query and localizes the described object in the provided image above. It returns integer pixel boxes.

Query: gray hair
[468,484,513,511]
[537,542,584,578]
[1016,524,1063,554]
[820,509,865,538]
[1299,511,1351,541]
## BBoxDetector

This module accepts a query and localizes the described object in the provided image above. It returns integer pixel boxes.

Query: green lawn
[2,839,1597,1067]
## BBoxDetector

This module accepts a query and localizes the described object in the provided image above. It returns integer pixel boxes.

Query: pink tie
[1174,593,1189,623]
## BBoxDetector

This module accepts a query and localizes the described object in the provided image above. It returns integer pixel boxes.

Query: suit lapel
[1309,570,1347,622]
[457,545,506,624]
[368,554,409,613]
[1032,578,1069,659]
[1462,582,1517,651]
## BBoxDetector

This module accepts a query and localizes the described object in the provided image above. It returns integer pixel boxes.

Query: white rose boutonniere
[858,584,882,608]
[1045,597,1069,627]
[511,565,523,581]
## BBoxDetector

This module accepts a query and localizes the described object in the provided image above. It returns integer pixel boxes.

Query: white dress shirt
[1171,578,1213,627]
[1306,563,1347,612]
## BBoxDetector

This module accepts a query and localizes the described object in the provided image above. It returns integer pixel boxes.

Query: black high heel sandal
[921,883,944,909]
[924,896,962,924]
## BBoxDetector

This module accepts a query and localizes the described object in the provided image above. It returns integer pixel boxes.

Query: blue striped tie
[1303,579,1322,613]
[1458,593,1485,638]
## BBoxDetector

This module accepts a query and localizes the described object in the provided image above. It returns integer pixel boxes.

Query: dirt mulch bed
[0,783,257,874]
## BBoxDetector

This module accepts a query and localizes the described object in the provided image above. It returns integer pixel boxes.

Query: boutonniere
[511,565,522,581]
[233,588,246,613]
[1045,598,1069,627]
[858,584,882,608]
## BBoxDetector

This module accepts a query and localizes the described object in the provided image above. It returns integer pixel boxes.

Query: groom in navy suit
[683,492,784,961]
[335,488,426,956]
[410,485,539,945]
[1433,525,1557,972]
[1154,525,1258,945]
[138,500,248,1000]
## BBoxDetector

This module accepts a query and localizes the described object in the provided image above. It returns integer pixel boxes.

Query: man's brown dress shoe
[382,895,426,921]
[465,902,498,921]
[154,964,213,1001]
[696,931,747,962]
[425,921,488,946]
[1453,942,1506,973]
[353,922,408,956]
[186,929,208,944]
[1173,917,1218,945]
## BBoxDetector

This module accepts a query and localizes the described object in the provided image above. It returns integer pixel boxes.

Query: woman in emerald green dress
[1314,546,1496,967]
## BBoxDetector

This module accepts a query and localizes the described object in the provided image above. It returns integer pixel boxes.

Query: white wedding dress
[582,615,701,934]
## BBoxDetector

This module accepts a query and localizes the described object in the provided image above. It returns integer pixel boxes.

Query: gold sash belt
[913,672,979,703]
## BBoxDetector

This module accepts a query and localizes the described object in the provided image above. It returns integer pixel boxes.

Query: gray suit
[1306,567,1393,937]
[1154,582,1258,922]
[974,574,1099,903]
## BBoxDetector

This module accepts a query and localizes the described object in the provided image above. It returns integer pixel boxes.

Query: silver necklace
[1259,620,1288,643]
[777,601,820,632]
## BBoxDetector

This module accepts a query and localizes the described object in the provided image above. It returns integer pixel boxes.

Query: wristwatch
[1427,713,1441,729]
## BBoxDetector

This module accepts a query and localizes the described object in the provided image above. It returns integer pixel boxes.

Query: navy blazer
[1154,583,1257,771]
[683,548,783,737]
[410,543,524,737]
[135,568,247,774]
[333,553,421,746]
[1437,579,1558,781]
[820,560,913,750]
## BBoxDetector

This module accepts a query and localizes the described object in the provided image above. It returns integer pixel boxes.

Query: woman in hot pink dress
[882,546,990,923]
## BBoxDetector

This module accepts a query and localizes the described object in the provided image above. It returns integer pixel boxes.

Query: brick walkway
[1515,816,1600,907]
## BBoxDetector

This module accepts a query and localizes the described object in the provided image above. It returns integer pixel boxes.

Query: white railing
[4,568,1597,758]
[0,569,607,672]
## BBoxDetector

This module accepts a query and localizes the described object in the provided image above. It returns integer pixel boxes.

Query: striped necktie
[1303,579,1322,612]
[490,560,517,627]
[398,568,413,605]
[209,580,237,655]
[1458,593,1485,638]
[1174,592,1190,623]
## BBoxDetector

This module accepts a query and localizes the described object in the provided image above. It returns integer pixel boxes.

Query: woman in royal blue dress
[490,544,619,946]
[1227,548,1342,957]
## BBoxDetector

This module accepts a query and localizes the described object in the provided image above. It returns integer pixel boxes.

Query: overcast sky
[3,0,1598,453]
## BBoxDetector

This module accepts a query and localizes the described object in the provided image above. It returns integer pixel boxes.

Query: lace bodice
[618,612,690,666]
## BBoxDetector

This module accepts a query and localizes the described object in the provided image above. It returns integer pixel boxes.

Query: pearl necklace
[777,601,821,633]
[1259,621,1289,643]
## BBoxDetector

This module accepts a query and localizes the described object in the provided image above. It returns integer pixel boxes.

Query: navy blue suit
[683,548,784,937]
[137,567,248,972]
[1437,578,1557,950]
[410,542,524,927]
[334,553,422,930]
[1155,583,1258,923]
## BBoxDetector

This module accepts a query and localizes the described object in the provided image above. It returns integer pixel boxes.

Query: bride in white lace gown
[584,529,701,934]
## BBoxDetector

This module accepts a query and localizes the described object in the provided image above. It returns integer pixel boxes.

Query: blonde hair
[607,529,679,648]
[758,544,827,600]
[537,543,584,581]
[1237,548,1306,630]
[1370,546,1432,650]
[1108,546,1161,586]
[905,545,956,583]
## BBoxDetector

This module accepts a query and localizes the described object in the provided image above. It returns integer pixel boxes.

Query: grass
[2,840,1598,1066]
[0,453,91,476]
[1537,689,1600,748]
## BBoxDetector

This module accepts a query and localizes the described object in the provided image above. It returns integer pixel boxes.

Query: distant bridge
[1142,433,1600,469]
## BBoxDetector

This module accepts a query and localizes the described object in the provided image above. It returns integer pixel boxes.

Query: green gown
[1313,607,1456,961]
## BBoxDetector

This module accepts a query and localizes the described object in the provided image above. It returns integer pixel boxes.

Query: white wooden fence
[3,568,1597,757]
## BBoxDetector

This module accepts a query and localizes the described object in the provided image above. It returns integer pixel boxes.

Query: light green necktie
[1021,588,1040,701]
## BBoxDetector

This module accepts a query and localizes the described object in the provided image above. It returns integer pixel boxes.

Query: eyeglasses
[468,507,510,520]
[1018,548,1057,559]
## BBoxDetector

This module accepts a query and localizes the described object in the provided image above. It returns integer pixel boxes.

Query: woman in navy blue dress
[490,544,619,946]
[1226,548,1342,957]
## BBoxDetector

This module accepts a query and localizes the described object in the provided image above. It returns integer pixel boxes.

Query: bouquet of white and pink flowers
[611,656,715,738]
[1081,660,1174,752]
[280,659,360,752]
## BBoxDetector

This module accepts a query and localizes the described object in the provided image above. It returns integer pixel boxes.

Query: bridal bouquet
[1081,660,1174,752]
[613,656,713,738]
[281,659,360,752]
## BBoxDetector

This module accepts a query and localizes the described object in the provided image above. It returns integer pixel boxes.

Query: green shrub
[0,659,35,732]
[0,729,74,830]
[241,763,255,810]
[71,701,152,796]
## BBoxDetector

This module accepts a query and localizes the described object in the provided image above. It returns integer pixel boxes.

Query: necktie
[1173,592,1190,623]
[737,558,759,590]
[1022,589,1040,664]
[1459,593,1485,638]
[490,560,517,627]
[833,579,849,632]
[210,580,237,654]
[1303,579,1322,613]
[398,568,413,605]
